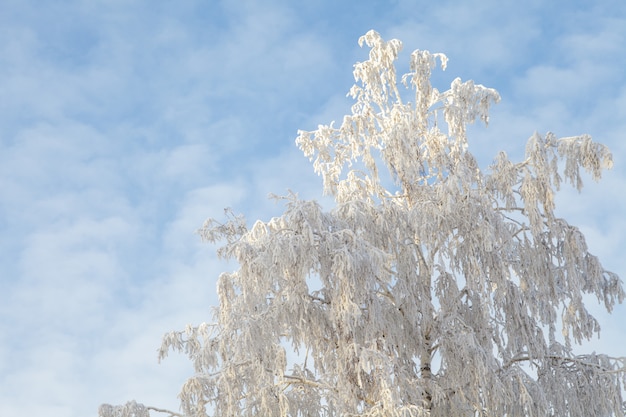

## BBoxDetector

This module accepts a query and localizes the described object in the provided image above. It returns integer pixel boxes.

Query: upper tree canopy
[101,30,625,417]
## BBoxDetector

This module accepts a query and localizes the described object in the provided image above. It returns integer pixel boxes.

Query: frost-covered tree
[101,30,625,417]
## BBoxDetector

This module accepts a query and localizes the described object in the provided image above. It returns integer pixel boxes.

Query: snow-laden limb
[98,401,183,417]
[101,30,625,416]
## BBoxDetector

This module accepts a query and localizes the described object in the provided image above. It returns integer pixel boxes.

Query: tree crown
[101,30,625,417]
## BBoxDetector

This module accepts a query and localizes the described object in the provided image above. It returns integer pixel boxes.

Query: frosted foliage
[100,31,625,416]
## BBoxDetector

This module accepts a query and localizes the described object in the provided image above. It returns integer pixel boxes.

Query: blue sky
[1,1,625,415]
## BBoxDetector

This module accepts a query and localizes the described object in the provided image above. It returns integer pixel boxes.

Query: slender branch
[282,374,327,389]
[146,406,184,417]
[307,293,330,304]
[503,353,626,374]
[375,281,396,304]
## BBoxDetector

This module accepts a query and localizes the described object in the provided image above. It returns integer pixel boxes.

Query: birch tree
[100,30,625,417]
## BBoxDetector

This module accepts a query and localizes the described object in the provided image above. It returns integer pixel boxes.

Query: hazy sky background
[1,1,625,415]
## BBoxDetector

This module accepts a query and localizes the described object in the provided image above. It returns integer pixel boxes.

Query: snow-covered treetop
[101,30,624,417]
